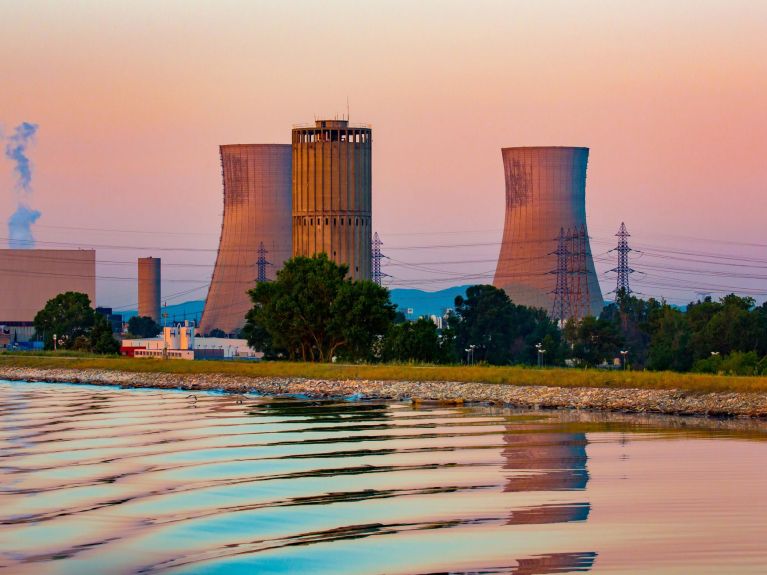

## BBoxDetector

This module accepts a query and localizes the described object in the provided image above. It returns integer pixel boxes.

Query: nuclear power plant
[292,120,372,280]
[493,147,604,318]
[137,257,161,323]
[199,144,293,335]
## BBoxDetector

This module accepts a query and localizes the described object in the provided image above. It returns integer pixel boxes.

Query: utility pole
[610,222,634,296]
[256,242,270,283]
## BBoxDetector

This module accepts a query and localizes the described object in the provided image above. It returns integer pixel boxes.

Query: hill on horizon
[114,285,474,326]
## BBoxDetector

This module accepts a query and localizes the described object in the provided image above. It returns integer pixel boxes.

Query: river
[1,380,766,574]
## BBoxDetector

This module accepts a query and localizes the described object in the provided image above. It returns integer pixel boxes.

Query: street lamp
[465,344,477,365]
[710,351,720,357]
[535,342,545,368]
[620,349,629,370]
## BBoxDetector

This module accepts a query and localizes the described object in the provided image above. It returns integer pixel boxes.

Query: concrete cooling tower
[493,147,604,318]
[292,119,372,280]
[200,144,292,335]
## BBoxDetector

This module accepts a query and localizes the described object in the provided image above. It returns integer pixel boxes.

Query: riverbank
[2,361,767,418]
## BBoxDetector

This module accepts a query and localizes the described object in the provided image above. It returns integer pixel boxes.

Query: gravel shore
[2,366,767,418]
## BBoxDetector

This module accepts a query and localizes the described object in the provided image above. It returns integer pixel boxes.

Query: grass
[2,351,767,394]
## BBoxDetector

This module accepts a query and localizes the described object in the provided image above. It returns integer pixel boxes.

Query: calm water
[1,381,766,574]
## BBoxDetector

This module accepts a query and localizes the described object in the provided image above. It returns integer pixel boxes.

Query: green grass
[2,352,767,394]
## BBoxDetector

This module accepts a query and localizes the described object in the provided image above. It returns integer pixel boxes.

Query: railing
[292,122,372,130]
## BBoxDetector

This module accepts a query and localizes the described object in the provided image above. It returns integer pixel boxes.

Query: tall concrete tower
[493,147,604,318]
[292,119,372,280]
[200,144,292,335]
[138,257,161,323]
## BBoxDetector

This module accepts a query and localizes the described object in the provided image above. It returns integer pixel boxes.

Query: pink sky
[1,0,765,308]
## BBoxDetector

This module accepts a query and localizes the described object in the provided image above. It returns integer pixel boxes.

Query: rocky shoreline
[2,366,767,418]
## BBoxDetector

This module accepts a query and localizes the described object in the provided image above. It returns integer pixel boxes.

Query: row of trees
[243,255,767,374]
[27,256,767,374]
[243,255,562,365]
[600,291,767,374]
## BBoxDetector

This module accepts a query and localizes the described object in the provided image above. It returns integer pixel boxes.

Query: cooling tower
[138,257,161,323]
[292,119,372,280]
[493,147,604,318]
[199,144,292,335]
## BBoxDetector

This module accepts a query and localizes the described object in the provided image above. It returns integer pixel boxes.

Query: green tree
[34,292,95,350]
[565,316,623,367]
[646,304,692,371]
[243,254,395,362]
[450,285,561,365]
[127,315,162,338]
[382,318,445,363]
[600,290,662,368]
[91,313,120,354]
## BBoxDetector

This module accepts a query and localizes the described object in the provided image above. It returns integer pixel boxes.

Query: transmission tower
[372,232,387,286]
[609,222,634,295]
[568,224,591,319]
[256,241,270,283]
[550,228,572,322]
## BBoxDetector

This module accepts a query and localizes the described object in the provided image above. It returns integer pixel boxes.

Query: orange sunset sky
[1,0,765,308]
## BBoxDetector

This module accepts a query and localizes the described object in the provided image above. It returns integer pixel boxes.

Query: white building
[122,322,260,360]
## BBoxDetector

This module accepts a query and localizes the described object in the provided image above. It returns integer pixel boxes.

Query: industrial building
[0,249,96,342]
[292,119,372,280]
[121,322,259,360]
[493,147,604,318]
[199,144,293,335]
[138,257,161,322]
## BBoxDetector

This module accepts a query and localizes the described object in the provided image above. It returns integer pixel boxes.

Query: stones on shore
[1,366,767,418]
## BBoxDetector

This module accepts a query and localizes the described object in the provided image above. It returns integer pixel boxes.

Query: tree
[565,316,623,367]
[600,290,662,368]
[243,254,395,362]
[646,304,692,372]
[331,279,397,361]
[450,285,561,365]
[90,313,120,354]
[208,328,227,338]
[127,315,161,338]
[34,292,95,350]
[382,318,445,363]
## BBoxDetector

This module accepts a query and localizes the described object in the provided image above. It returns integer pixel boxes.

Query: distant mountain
[115,286,472,326]
[116,289,685,326]
[388,285,471,318]
[118,300,205,324]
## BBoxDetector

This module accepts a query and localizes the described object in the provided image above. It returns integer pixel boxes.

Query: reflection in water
[502,428,593,572]
[1,381,767,574]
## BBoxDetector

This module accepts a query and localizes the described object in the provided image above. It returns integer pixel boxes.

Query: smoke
[3,122,41,248]
[8,203,41,248]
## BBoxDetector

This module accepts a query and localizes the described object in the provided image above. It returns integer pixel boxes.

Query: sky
[1,0,766,309]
